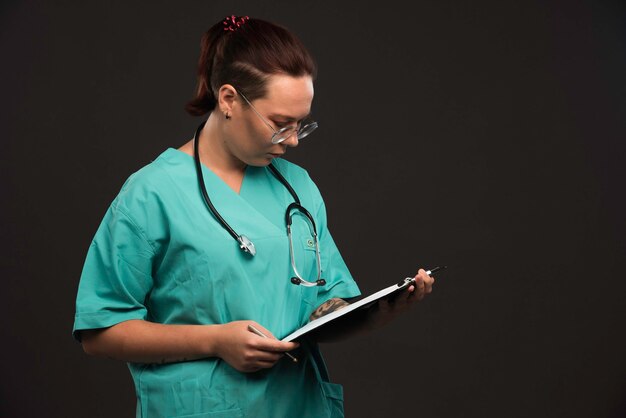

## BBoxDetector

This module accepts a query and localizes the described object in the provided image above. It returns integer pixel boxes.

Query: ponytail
[185,29,222,115]
[185,17,317,117]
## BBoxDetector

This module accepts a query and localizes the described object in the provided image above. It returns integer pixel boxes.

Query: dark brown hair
[186,17,317,116]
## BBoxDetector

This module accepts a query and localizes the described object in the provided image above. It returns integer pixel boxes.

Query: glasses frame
[235,88,318,144]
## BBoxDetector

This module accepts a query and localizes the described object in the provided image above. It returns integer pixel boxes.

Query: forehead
[255,74,314,120]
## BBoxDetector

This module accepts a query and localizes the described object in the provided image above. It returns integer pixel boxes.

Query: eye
[274,121,293,130]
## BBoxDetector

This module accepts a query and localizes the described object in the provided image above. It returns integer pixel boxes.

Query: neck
[197,112,246,175]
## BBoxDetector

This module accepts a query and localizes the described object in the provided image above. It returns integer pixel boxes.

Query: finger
[244,362,276,373]
[425,274,435,294]
[407,282,417,299]
[409,277,425,299]
[418,268,431,282]
[253,338,299,353]
[250,322,277,339]
[415,277,426,300]
[252,351,283,363]
[247,322,300,352]
[256,359,280,369]
[252,351,293,369]
[420,275,432,294]
[418,269,433,296]
[240,348,282,369]
[425,279,433,294]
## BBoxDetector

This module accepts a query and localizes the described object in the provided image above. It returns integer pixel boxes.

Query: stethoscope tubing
[193,121,240,243]
[192,121,324,286]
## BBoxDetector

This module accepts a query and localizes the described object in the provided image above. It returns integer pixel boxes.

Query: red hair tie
[223,15,250,32]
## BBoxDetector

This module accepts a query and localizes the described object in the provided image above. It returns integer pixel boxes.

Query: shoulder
[92,149,186,250]
[111,149,186,216]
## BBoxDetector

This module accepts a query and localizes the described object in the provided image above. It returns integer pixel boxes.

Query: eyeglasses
[236,88,318,144]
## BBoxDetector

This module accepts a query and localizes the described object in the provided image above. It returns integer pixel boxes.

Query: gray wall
[2,0,625,416]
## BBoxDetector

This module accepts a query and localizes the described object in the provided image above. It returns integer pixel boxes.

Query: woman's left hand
[366,268,435,330]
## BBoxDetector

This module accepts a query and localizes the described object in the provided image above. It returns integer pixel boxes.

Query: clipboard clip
[396,266,447,287]
[397,277,416,287]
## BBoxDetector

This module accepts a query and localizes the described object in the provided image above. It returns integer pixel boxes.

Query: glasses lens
[271,126,296,144]
[271,121,318,144]
[297,122,318,140]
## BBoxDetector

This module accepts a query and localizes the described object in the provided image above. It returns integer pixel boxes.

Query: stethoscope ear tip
[291,277,326,287]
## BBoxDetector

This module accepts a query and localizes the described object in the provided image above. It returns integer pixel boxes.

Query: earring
[225,112,231,120]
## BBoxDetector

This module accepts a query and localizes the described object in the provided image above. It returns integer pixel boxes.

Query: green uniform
[73,148,361,417]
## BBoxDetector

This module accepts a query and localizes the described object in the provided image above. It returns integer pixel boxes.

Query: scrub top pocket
[296,235,320,306]
[141,362,244,418]
[300,282,320,309]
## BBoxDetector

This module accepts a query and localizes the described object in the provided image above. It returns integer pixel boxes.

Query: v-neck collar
[164,147,255,194]
[163,148,288,236]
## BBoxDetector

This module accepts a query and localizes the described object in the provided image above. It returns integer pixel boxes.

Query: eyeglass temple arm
[235,89,278,134]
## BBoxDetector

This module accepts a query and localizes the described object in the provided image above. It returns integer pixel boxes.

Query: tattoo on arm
[310,298,350,321]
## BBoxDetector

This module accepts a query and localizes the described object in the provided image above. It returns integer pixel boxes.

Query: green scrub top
[73,148,361,418]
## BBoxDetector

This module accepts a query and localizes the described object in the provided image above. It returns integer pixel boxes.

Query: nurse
[73,16,434,418]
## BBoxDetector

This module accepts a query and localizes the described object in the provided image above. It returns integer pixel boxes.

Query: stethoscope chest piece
[237,235,256,256]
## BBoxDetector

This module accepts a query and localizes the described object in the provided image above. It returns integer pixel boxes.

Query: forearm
[309,298,350,321]
[81,319,222,364]
[308,298,367,343]
[313,278,436,342]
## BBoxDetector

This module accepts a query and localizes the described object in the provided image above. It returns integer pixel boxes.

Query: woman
[73,15,434,417]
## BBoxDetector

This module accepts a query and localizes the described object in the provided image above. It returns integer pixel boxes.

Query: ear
[217,84,237,115]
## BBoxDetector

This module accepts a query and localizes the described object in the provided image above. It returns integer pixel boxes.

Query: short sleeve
[72,203,155,341]
[308,180,361,307]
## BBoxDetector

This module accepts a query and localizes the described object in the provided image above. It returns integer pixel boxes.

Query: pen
[247,324,298,363]
[396,266,448,287]
[426,266,447,276]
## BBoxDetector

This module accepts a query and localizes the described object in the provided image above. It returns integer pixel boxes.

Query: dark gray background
[2,0,625,417]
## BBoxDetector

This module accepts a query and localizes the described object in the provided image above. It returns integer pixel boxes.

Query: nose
[282,132,299,148]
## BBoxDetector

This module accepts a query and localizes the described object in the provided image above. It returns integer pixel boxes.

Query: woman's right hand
[214,321,299,373]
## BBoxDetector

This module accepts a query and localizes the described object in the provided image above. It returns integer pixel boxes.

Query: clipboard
[281,276,418,342]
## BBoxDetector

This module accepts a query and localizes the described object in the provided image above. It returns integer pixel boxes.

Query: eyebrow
[268,113,311,122]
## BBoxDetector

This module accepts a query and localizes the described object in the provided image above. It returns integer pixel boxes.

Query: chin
[247,156,274,167]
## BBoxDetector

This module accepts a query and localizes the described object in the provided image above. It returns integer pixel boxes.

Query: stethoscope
[193,121,326,287]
